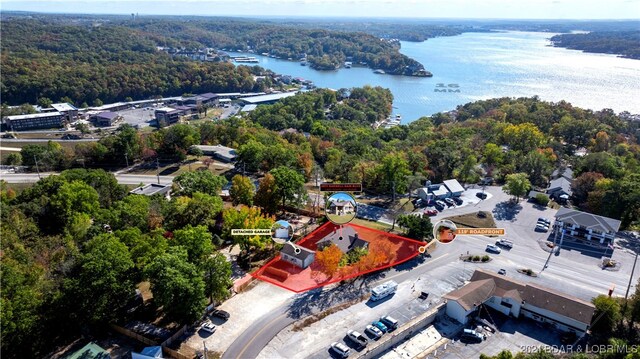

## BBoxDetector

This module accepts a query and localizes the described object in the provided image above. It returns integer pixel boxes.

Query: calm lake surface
[231,31,640,122]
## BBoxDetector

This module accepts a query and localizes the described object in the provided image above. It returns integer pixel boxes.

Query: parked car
[444,198,456,207]
[380,315,399,330]
[365,324,383,339]
[424,209,438,216]
[414,198,424,207]
[452,197,463,205]
[498,268,507,275]
[476,192,488,200]
[486,244,502,253]
[372,321,388,333]
[535,223,549,232]
[538,217,551,225]
[346,330,368,348]
[211,309,230,320]
[496,238,514,249]
[461,329,485,343]
[330,342,350,358]
[201,321,216,334]
[434,202,445,211]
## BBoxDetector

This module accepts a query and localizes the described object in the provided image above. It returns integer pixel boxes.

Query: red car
[424,209,438,216]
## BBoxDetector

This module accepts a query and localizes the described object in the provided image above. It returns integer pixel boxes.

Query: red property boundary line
[250,221,427,293]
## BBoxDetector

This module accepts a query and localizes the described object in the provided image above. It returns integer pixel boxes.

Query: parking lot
[439,315,565,359]
[117,107,156,128]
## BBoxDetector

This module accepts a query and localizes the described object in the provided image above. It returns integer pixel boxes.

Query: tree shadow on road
[285,270,387,320]
[492,201,523,221]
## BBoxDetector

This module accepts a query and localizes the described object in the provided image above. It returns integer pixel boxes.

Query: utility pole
[156,157,160,184]
[34,155,41,179]
[621,250,639,327]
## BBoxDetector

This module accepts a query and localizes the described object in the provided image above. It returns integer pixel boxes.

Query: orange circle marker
[418,246,426,254]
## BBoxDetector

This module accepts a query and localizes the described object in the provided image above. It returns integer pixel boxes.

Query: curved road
[1,172,174,185]
[222,252,454,359]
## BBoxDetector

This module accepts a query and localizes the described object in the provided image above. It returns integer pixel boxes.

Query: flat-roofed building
[51,102,79,121]
[130,183,171,199]
[94,111,122,127]
[154,107,184,126]
[239,92,297,105]
[3,111,64,131]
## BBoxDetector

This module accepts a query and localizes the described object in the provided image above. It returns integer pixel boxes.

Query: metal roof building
[239,92,297,104]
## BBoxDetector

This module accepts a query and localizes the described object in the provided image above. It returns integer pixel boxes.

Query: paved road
[1,172,174,185]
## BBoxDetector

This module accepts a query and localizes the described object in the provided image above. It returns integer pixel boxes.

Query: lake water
[230,31,640,122]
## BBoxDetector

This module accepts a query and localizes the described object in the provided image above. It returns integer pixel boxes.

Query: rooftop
[96,111,119,120]
[130,183,171,196]
[240,92,297,104]
[555,207,622,234]
[193,144,237,158]
[155,106,179,113]
[281,242,315,261]
[51,102,78,112]
[317,226,368,253]
[63,342,110,359]
[5,111,63,120]
[548,177,573,194]
[241,104,258,112]
[446,269,595,325]
[443,179,464,193]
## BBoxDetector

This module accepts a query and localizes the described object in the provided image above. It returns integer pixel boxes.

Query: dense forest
[0,16,430,106]
[120,18,428,74]
[550,31,640,60]
[1,19,267,106]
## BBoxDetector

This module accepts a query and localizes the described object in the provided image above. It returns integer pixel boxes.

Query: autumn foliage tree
[315,244,342,277]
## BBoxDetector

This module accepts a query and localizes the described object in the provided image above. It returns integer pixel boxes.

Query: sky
[1,0,639,19]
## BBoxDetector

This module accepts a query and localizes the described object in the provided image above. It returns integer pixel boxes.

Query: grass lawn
[350,218,395,232]
[129,156,231,177]
[444,211,497,229]
[326,212,356,224]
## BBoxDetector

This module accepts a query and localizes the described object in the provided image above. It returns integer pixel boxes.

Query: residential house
[130,183,172,199]
[328,199,355,215]
[317,226,369,254]
[280,242,315,269]
[554,207,621,246]
[192,145,238,163]
[444,269,595,334]
[552,166,574,182]
[546,177,573,201]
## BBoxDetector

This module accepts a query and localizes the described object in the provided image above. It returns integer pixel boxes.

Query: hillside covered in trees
[0,15,430,106]
[551,31,640,59]
[0,19,266,106]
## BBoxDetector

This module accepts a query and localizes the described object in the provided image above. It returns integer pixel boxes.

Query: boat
[373,69,385,74]
[344,61,352,68]
[300,61,307,66]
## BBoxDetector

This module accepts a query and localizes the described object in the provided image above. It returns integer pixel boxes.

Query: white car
[535,223,549,232]
[496,238,514,249]
[201,321,216,334]
[365,324,383,339]
[330,342,350,358]
[486,244,502,253]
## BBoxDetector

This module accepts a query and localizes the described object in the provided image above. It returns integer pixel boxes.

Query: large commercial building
[444,269,595,334]
[3,112,64,131]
